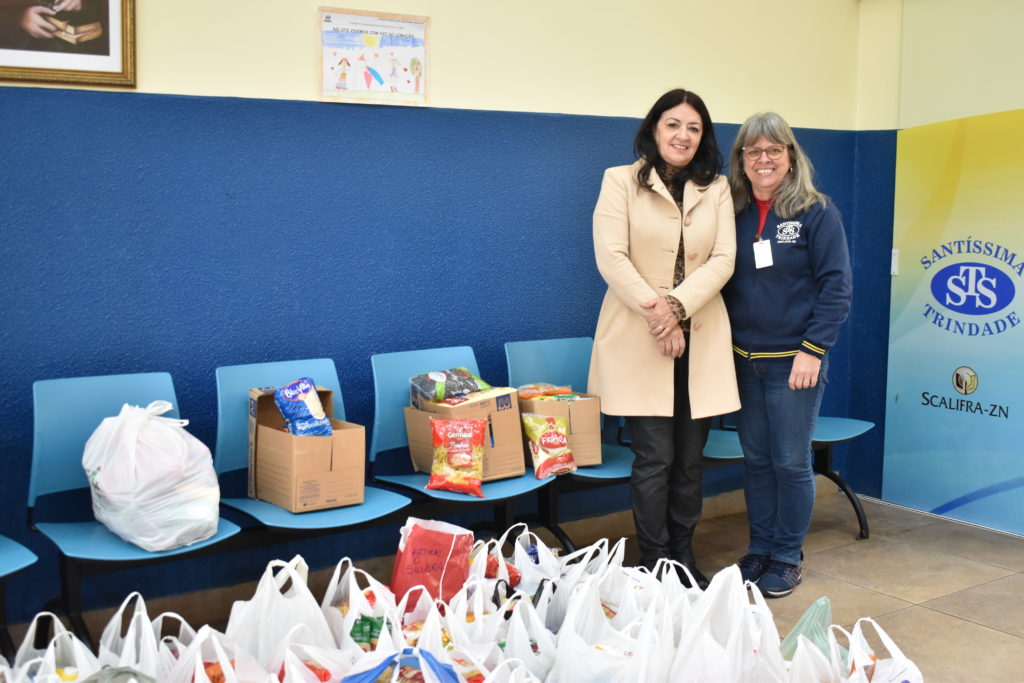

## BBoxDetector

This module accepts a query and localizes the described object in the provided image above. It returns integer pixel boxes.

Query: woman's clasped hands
[641,296,685,358]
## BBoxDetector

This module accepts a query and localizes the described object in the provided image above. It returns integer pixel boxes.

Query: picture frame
[0,0,135,87]
[318,7,428,107]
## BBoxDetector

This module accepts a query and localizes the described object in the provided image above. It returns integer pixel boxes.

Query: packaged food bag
[82,401,220,552]
[391,517,474,605]
[426,418,486,497]
[521,413,576,479]
[515,383,573,400]
[410,368,491,404]
[274,378,333,436]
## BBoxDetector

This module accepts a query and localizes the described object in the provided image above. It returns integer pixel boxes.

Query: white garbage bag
[83,400,220,552]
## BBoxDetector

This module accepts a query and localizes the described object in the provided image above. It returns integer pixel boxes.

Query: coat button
[684,217,692,226]
[687,251,698,260]
[693,322,702,332]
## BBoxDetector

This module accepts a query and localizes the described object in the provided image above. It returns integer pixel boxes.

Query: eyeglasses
[742,145,787,161]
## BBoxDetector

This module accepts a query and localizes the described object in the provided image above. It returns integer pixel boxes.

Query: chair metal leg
[0,580,14,663]
[538,484,576,553]
[59,558,94,651]
[813,444,870,540]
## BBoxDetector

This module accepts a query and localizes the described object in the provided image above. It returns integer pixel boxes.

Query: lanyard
[755,197,775,242]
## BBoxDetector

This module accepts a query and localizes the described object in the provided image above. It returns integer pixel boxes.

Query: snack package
[521,413,577,479]
[516,383,574,400]
[274,378,333,436]
[410,367,492,403]
[426,418,486,497]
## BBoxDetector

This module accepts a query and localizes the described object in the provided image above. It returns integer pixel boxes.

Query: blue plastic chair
[30,372,242,646]
[0,535,37,660]
[369,346,556,535]
[504,337,634,481]
[214,358,411,530]
[504,337,636,551]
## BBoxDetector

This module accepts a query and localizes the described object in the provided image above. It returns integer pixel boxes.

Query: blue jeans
[735,354,828,566]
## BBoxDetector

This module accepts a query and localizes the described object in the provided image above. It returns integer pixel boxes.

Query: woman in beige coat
[588,89,739,587]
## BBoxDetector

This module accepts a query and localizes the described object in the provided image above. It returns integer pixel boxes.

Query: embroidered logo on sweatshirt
[775,221,802,243]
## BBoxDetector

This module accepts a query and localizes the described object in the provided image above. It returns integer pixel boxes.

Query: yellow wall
[856,0,902,130]
[899,0,1024,128]
[135,0,864,128]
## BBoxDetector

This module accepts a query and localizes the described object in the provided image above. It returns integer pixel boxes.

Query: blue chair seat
[813,416,874,443]
[220,487,411,531]
[702,428,743,464]
[569,443,633,480]
[35,519,240,562]
[0,537,36,577]
[0,535,37,661]
[375,472,552,502]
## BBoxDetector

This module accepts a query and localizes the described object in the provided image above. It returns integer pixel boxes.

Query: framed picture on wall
[318,7,428,106]
[0,0,135,87]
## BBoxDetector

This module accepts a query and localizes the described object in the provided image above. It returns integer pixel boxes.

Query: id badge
[754,239,773,269]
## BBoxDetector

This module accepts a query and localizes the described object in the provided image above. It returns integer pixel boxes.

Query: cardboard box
[404,387,526,481]
[248,387,365,512]
[518,393,603,467]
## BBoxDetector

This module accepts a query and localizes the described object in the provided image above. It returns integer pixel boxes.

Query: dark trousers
[626,353,711,568]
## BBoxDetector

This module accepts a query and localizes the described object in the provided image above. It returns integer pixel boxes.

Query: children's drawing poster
[318,8,428,106]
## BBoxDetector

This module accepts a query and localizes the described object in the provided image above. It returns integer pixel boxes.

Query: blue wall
[0,87,894,622]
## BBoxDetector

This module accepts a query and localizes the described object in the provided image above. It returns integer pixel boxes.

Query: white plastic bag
[847,617,923,683]
[14,611,67,669]
[96,592,159,677]
[165,625,271,683]
[482,658,542,683]
[151,610,198,680]
[268,623,355,683]
[34,630,102,681]
[320,557,397,653]
[670,564,786,682]
[82,400,220,552]
[225,556,335,670]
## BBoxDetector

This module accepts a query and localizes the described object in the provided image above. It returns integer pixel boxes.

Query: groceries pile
[409,370,598,498]
[1,519,922,682]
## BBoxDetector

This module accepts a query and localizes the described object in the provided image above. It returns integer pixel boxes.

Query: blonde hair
[728,112,827,218]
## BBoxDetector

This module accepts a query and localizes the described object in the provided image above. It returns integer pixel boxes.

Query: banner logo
[920,239,1022,336]
[952,366,978,395]
[930,263,1014,315]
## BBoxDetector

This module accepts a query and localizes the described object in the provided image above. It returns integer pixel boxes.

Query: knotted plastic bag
[83,400,220,552]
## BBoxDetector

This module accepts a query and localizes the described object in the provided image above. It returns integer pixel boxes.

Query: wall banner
[883,109,1024,534]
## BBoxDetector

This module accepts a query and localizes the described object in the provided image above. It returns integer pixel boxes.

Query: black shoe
[676,562,710,590]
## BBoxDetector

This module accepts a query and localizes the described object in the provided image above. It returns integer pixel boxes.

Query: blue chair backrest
[369,346,479,462]
[214,359,344,475]
[31,373,179,507]
[505,337,593,391]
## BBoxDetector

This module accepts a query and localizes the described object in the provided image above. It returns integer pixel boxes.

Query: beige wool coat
[587,162,740,419]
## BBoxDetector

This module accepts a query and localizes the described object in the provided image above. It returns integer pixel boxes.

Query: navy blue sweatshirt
[723,200,852,360]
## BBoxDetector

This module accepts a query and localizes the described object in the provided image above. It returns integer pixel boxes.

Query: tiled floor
[677,493,1024,682]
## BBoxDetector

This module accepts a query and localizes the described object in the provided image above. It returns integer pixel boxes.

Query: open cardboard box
[248,386,365,512]
[403,386,526,481]
[518,392,603,467]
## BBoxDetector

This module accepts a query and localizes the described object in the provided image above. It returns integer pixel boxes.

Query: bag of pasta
[521,413,576,480]
[426,418,486,497]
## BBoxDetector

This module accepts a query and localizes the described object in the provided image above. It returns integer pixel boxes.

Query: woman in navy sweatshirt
[722,112,852,598]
